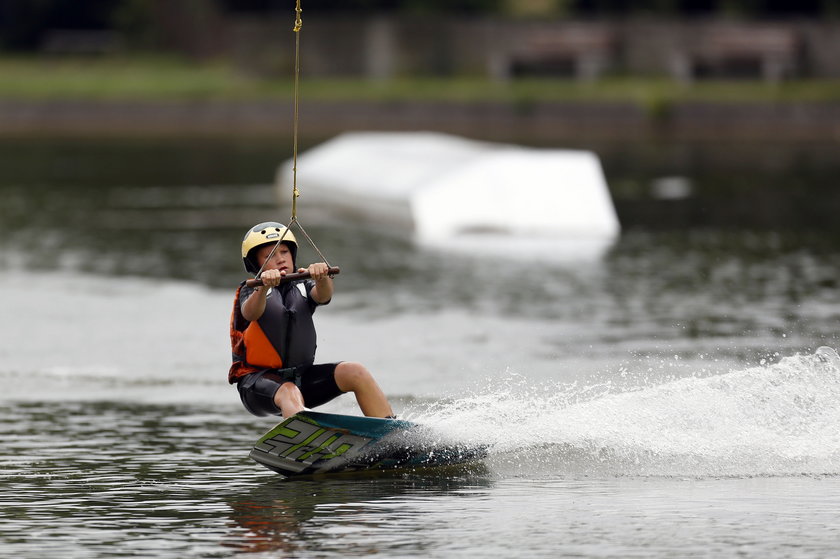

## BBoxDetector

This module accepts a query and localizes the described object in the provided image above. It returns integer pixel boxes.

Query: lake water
[1,137,839,557]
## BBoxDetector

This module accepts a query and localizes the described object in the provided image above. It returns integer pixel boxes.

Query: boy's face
[256,243,293,272]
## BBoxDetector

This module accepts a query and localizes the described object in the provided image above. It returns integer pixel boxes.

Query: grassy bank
[2,55,840,106]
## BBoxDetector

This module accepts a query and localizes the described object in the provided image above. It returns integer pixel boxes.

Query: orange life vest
[228,281,320,383]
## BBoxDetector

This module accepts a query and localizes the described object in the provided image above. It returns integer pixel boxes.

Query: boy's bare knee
[336,362,374,391]
[275,385,305,418]
[274,382,303,408]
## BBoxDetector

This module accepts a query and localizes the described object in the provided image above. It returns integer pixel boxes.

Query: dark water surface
[3,398,839,558]
[1,137,840,558]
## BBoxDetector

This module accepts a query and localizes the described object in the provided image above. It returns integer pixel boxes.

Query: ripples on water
[2,372,839,558]
[1,402,250,557]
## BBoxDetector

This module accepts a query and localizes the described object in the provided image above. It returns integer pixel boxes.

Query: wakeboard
[250,410,486,478]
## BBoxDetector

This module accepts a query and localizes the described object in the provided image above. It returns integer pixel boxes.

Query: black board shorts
[237,363,344,417]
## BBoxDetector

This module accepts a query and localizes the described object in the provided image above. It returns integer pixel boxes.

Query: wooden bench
[491,27,617,81]
[670,25,800,82]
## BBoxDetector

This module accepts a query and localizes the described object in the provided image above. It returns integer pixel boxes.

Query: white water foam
[410,347,840,478]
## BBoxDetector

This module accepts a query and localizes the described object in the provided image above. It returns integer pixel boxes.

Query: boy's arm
[307,262,334,304]
[241,286,267,322]
[241,269,283,321]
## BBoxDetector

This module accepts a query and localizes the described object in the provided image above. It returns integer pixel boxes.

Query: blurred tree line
[2,0,839,51]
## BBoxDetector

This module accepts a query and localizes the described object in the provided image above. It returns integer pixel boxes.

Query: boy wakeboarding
[229,221,395,419]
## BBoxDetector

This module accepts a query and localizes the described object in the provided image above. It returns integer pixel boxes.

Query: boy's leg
[334,362,394,418]
[274,382,305,419]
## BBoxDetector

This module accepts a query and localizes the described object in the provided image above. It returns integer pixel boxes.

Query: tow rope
[255,0,332,279]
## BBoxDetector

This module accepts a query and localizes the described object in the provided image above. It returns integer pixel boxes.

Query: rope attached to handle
[252,0,332,281]
[290,0,303,221]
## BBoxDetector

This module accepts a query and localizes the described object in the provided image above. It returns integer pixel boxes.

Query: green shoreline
[3,56,840,105]
[3,57,840,142]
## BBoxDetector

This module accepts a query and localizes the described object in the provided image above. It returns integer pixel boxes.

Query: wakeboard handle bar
[246,266,340,288]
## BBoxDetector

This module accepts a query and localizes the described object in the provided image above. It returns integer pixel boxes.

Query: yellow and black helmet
[241,222,298,274]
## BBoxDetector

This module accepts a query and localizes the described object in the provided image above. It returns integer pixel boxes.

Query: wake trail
[407,347,840,478]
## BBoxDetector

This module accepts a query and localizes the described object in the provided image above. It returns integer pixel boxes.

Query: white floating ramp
[275,131,620,259]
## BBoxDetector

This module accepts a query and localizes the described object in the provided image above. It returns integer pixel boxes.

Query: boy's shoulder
[237,283,256,300]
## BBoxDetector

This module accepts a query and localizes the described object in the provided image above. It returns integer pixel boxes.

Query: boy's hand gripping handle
[245,266,340,288]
